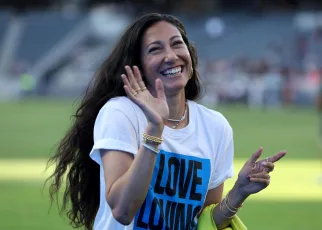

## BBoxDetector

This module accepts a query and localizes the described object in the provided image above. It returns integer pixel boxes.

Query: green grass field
[1,100,322,229]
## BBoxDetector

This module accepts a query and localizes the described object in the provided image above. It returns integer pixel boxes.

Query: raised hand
[121,65,169,127]
[235,147,286,197]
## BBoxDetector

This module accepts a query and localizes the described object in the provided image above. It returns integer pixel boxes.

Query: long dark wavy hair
[46,13,203,229]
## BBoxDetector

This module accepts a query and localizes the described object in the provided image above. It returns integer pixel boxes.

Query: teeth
[163,67,181,76]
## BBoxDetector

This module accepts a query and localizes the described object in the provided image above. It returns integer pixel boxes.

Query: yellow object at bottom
[197,204,247,230]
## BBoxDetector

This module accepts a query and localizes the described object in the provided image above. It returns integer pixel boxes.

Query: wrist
[229,183,249,205]
[145,123,164,140]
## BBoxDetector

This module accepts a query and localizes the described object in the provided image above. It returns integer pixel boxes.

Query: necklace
[167,102,188,129]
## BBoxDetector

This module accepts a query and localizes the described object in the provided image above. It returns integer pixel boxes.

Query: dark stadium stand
[15,11,84,66]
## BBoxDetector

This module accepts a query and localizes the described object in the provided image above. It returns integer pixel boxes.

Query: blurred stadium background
[0,0,321,229]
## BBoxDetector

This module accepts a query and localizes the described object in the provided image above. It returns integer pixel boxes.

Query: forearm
[107,124,163,222]
[212,183,248,229]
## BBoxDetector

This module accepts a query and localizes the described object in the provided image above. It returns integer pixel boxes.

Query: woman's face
[140,21,192,97]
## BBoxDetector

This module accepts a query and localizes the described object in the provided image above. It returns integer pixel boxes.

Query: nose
[164,47,178,64]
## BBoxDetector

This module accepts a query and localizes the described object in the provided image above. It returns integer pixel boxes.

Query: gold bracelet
[226,191,243,211]
[142,133,163,142]
[142,133,163,145]
[219,200,235,218]
[224,196,238,213]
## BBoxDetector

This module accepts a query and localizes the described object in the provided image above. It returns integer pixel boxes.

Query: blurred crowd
[199,57,320,108]
[198,23,322,108]
[1,2,322,109]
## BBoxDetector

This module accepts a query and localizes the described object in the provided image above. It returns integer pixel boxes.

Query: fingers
[122,66,147,97]
[155,78,166,100]
[137,80,146,90]
[133,66,147,90]
[125,66,141,93]
[249,172,270,186]
[121,74,136,96]
[133,66,143,83]
[249,172,270,179]
[123,85,139,102]
[246,147,263,166]
[267,150,287,163]
[132,66,147,91]
[262,162,274,172]
[249,178,270,186]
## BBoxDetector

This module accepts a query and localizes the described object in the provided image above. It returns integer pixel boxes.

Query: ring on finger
[134,88,141,93]
[141,87,147,91]
[133,92,138,96]
[265,157,269,163]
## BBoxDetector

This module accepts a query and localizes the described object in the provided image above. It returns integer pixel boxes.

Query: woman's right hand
[121,65,169,128]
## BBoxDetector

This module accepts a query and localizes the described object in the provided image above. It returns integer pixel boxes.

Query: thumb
[246,147,263,166]
[155,78,166,100]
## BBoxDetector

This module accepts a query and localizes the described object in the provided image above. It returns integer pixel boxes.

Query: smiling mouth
[160,66,184,78]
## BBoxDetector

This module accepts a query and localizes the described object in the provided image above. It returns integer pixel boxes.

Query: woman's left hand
[235,147,286,198]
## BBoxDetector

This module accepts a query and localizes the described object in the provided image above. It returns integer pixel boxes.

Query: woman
[47,13,286,230]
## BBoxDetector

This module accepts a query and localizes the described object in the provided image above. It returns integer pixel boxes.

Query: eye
[173,40,184,46]
[148,46,161,53]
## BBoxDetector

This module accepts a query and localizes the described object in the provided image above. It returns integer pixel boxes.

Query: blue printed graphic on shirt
[133,149,211,230]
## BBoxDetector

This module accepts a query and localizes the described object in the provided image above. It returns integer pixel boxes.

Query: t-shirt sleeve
[89,106,139,165]
[208,124,234,190]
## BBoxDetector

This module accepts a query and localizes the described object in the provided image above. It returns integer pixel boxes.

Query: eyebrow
[146,35,182,49]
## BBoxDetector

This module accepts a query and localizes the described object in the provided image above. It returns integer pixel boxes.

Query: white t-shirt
[89,96,234,230]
